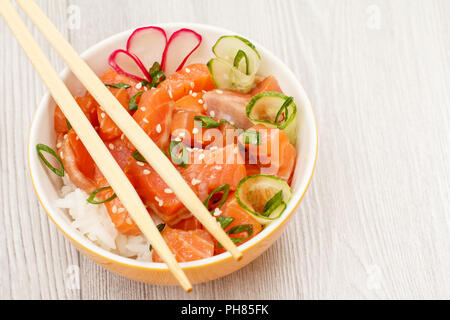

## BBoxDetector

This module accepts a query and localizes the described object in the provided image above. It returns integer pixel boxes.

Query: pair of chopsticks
[0,0,242,292]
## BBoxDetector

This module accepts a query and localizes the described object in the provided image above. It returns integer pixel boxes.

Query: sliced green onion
[149,62,162,75]
[227,224,253,236]
[241,130,261,145]
[87,186,117,204]
[261,190,284,217]
[217,224,254,248]
[217,216,234,229]
[66,118,72,130]
[149,62,166,88]
[233,49,250,75]
[132,150,147,163]
[105,82,131,89]
[169,140,189,167]
[194,116,221,128]
[36,144,64,177]
[129,91,143,111]
[204,184,230,210]
[157,223,166,232]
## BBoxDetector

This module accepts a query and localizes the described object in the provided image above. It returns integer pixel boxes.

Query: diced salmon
[97,87,130,141]
[179,144,247,201]
[96,176,141,236]
[106,137,134,170]
[125,157,190,226]
[214,195,262,255]
[100,69,141,98]
[171,110,217,147]
[152,226,214,262]
[57,130,97,193]
[159,64,215,101]
[54,94,98,133]
[203,76,284,130]
[203,90,254,130]
[242,124,296,181]
[174,92,206,114]
[251,76,283,95]
[130,88,173,151]
[172,216,202,231]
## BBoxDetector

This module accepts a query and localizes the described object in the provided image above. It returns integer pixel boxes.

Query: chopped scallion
[36,144,64,177]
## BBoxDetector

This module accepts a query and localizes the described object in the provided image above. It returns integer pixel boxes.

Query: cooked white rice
[54,176,153,261]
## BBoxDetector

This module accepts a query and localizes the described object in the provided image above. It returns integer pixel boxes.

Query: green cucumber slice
[207,58,255,93]
[212,35,261,75]
[236,174,292,225]
[246,92,298,144]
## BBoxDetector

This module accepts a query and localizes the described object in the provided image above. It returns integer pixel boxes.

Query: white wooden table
[1,0,449,300]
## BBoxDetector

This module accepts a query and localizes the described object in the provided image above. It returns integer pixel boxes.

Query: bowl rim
[28,22,318,271]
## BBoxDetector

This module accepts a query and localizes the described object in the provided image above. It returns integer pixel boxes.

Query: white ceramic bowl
[28,23,317,285]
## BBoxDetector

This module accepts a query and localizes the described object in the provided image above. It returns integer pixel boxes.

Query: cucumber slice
[213,35,261,75]
[246,92,298,145]
[236,174,292,225]
[207,58,255,93]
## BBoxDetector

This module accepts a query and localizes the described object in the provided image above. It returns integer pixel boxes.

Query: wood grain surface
[0,0,449,300]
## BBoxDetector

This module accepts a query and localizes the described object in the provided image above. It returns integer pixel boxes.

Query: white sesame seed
[63,134,67,140]
[112,205,117,213]
[101,113,106,118]
[154,196,164,207]
[136,161,145,166]
[198,153,205,161]
[191,92,197,97]
[192,127,199,134]
[60,151,64,160]
[118,207,125,213]
[126,217,132,225]
[190,82,195,89]
[213,208,222,217]
[174,137,181,142]
[56,142,62,148]
[141,107,146,111]
[143,169,150,175]
[191,178,201,186]
[216,89,224,94]
[209,111,215,117]
[198,99,204,104]
[234,147,239,154]
[185,67,191,73]
[164,188,173,194]
[109,143,115,150]
[168,89,173,99]
[156,124,162,133]
[136,82,143,89]
[143,118,149,124]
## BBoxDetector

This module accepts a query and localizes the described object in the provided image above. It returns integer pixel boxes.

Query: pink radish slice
[108,49,151,81]
[161,28,202,75]
[127,26,167,72]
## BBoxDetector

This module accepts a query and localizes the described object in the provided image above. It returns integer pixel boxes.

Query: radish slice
[161,28,202,75]
[109,49,150,81]
[127,26,167,72]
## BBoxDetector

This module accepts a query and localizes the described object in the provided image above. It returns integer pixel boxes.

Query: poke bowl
[28,23,318,285]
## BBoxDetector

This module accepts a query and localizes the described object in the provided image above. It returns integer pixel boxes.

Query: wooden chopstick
[15,0,243,261]
[0,0,192,291]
